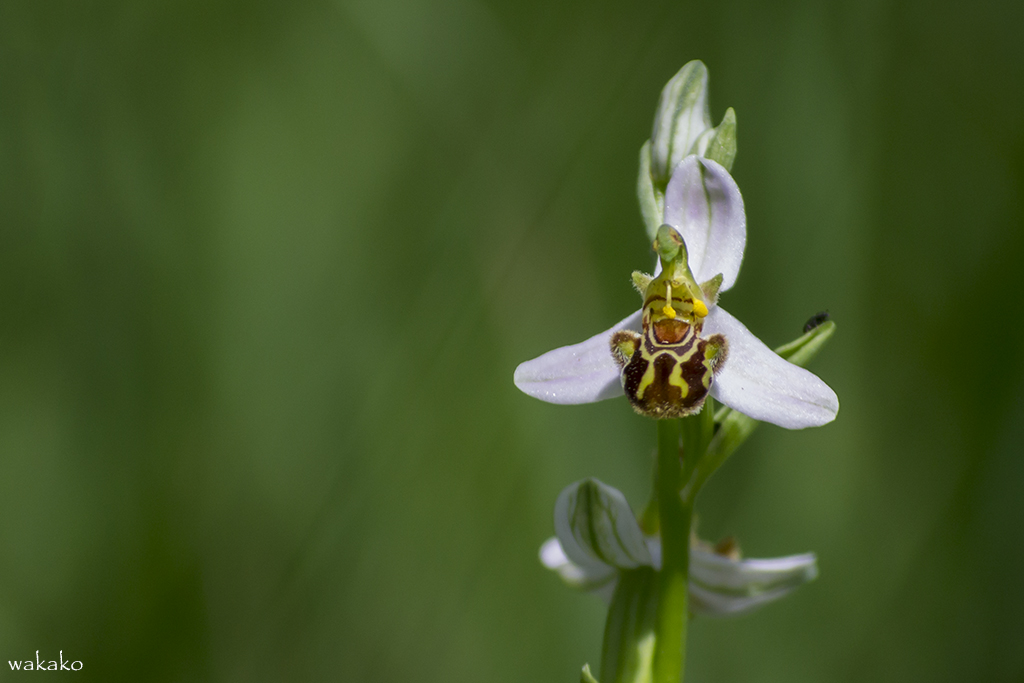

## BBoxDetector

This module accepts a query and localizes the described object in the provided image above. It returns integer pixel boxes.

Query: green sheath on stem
[600,567,659,683]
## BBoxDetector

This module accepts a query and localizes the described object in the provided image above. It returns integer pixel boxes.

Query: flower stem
[652,418,692,683]
[679,398,715,505]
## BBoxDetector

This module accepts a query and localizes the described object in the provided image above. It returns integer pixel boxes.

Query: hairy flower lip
[513,155,838,429]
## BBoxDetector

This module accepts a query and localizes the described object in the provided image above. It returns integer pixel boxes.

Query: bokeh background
[3,0,1024,681]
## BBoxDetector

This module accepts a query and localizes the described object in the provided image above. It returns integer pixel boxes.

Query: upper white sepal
[663,156,746,291]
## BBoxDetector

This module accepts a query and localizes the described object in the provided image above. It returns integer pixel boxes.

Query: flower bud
[650,61,712,185]
[554,478,652,571]
[640,62,738,239]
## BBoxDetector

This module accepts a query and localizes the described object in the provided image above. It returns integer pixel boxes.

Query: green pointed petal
[555,479,653,571]
[698,107,737,172]
[699,273,723,305]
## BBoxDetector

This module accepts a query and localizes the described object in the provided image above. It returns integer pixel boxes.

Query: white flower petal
[554,479,653,571]
[513,310,641,404]
[689,548,818,591]
[705,306,839,428]
[689,582,807,617]
[689,548,818,617]
[663,156,746,290]
[639,535,818,616]
[539,537,617,591]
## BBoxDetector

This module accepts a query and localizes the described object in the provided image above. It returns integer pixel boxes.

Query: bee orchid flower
[513,155,838,429]
[540,479,818,617]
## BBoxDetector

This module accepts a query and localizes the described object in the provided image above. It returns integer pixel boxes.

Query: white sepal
[688,548,818,617]
[542,534,819,617]
[512,311,639,405]
[539,536,616,593]
[704,306,839,428]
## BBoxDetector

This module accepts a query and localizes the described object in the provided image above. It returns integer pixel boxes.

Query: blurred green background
[2,0,1023,681]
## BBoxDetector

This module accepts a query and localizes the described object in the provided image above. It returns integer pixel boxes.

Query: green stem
[652,419,691,683]
[646,325,836,682]
[683,323,837,502]
[679,398,715,505]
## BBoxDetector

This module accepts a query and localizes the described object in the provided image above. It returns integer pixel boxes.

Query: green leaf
[773,320,836,366]
[580,664,600,683]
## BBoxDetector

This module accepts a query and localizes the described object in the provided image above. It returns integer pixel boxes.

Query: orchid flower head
[514,155,838,428]
[540,479,818,616]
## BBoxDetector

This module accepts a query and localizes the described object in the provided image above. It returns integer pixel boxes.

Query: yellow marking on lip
[668,356,689,397]
[635,357,656,399]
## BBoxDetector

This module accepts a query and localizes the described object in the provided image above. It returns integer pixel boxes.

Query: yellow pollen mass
[692,299,709,317]
[662,282,676,318]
